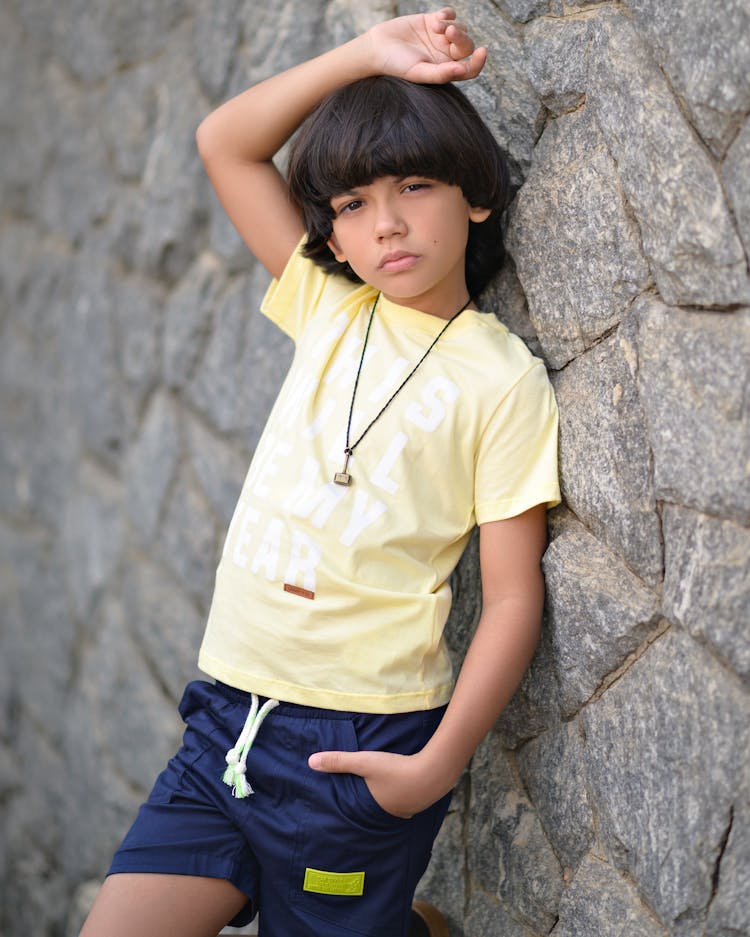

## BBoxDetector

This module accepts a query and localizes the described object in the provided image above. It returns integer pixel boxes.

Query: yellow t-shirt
[198,242,560,713]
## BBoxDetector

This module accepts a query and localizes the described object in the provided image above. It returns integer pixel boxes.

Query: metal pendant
[334,449,353,486]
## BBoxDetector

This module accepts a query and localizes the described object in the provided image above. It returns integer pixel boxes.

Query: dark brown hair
[286,76,510,298]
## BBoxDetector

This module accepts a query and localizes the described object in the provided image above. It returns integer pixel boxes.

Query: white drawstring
[222,694,279,798]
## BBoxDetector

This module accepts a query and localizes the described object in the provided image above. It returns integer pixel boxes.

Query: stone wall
[1,1,748,935]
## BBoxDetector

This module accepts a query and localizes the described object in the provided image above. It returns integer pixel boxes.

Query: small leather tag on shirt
[284,583,315,600]
[303,867,365,896]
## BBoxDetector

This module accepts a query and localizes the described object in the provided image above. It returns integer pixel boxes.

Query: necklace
[333,293,471,486]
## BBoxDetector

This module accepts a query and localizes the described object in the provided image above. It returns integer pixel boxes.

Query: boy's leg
[79,872,248,937]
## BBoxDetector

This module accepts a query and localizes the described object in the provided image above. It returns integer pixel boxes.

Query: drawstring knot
[222,694,279,798]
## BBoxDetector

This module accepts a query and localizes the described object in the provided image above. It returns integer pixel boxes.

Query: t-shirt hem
[198,652,454,715]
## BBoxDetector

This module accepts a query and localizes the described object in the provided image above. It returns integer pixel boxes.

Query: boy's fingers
[309,750,369,775]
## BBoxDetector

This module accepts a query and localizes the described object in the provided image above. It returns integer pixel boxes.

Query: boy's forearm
[196,33,376,164]
[417,592,543,798]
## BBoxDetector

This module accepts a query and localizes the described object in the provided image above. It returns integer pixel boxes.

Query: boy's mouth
[378,251,420,272]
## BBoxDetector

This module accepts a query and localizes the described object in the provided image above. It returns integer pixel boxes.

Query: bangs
[302,81,466,199]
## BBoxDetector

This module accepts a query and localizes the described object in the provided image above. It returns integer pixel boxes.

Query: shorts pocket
[290,718,412,936]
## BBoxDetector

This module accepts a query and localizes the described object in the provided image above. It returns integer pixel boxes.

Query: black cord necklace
[333,293,472,486]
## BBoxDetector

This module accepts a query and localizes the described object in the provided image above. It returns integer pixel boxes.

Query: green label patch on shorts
[303,867,365,896]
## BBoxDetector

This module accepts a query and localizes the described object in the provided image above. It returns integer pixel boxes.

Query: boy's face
[327,176,490,318]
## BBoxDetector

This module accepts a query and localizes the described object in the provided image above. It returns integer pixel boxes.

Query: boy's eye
[403,182,431,193]
[336,199,364,215]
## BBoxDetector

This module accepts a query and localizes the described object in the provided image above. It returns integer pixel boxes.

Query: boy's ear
[327,233,346,262]
[469,205,492,223]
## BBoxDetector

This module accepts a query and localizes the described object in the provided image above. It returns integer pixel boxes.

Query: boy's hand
[368,7,487,84]
[308,748,451,819]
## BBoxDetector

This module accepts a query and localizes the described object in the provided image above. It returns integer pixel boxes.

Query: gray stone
[415,777,469,937]
[626,0,750,158]
[163,253,224,388]
[99,62,161,182]
[723,117,750,258]
[158,465,220,607]
[508,107,651,368]
[581,627,749,935]
[186,414,249,526]
[130,56,210,282]
[469,733,563,932]
[637,298,750,524]
[463,889,534,937]
[187,272,293,445]
[193,0,243,100]
[481,257,542,358]
[550,853,667,937]
[455,0,544,185]
[495,0,549,22]
[35,70,114,245]
[65,880,101,937]
[113,275,164,430]
[122,556,206,701]
[706,785,750,937]
[58,258,125,467]
[61,461,124,622]
[588,12,750,307]
[662,505,750,685]
[524,15,591,116]
[517,718,595,871]
[61,598,183,880]
[542,516,661,715]
[126,392,181,543]
[552,313,662,584]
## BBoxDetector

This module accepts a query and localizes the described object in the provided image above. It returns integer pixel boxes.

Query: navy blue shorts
[109,680,451,937]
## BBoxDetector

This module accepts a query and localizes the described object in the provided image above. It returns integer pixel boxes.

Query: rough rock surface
[2,2,749,937]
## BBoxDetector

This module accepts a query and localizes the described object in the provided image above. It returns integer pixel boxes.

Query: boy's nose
[373,204,407,239]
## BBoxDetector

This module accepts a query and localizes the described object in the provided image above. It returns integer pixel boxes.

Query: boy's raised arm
[195,7,486,280]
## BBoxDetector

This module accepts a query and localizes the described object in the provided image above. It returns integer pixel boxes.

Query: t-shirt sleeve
[474,361,561,524]
[260,236,354,342]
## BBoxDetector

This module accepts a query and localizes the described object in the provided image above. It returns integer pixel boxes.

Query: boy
[81,8,560,937]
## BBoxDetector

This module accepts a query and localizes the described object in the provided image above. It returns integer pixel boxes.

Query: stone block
[122,555,205,701]
[58,258,125,467]
[186,413,249,526]
[469,733,563,932]
[495,0,549,22]
[581,627,749,935]
[130,56,210,282]
[192,0,243,100]
[508,107,650,368]
[626,0,750,158]
[524,15,592,116]
[163,253,224,388]
[113,275,164,432]
[637,298,750,524]
[588,12,750,307]
[723,117,750,258]
[415,776,468,937]
[705,785,750,937]
[550,853,667,937]
[542,516,661,715]
[463,890,533,937]
[552,313,662,584]
[126,391,181,543]
[495,610,563,749]
[158,465,220,607]
[662,505,750,685]
[187,272,293,445]
[517,718,595,872]
[481,257,542,358]
[99,62,161,182]
[61,461,124,622]
[453,0,544,185]
[61,598,184,879]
